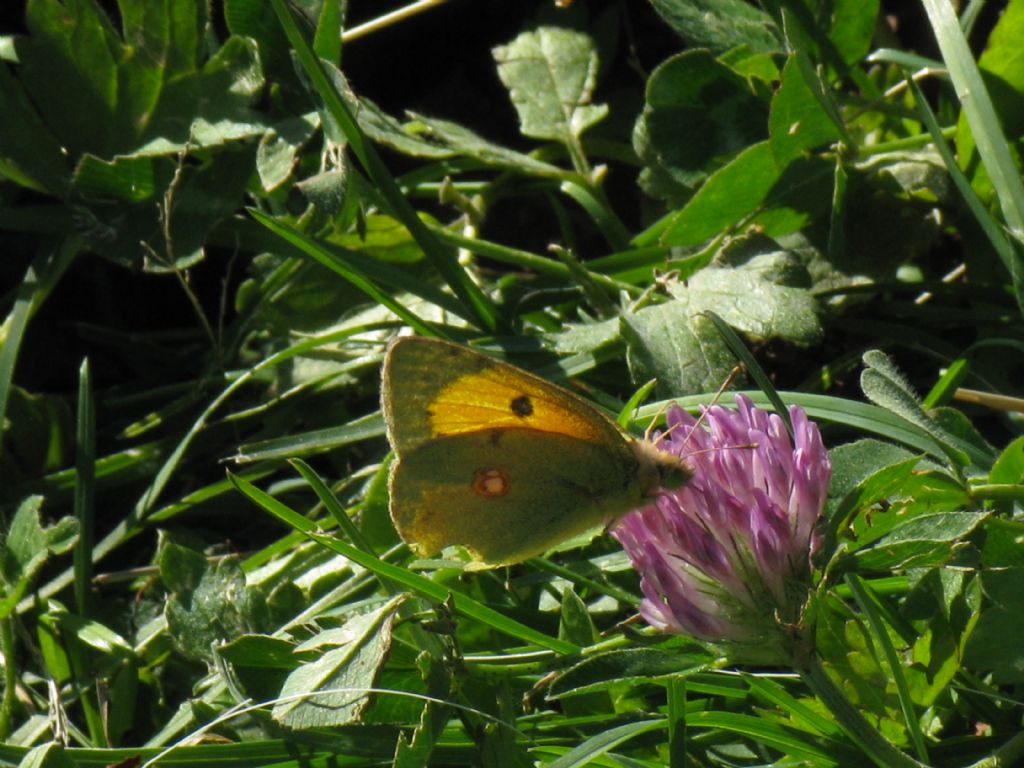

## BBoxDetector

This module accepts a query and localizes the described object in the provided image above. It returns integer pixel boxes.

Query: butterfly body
[381,337,690,566]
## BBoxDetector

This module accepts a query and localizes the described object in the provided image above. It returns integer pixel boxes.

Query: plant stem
[0,616,16,739]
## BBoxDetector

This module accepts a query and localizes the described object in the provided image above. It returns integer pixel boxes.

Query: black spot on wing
[510,395,533,418]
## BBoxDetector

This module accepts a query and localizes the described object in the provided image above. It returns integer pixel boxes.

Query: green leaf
[686,251,823,345]
[648,0,782,54]
[990,435,1024,484]
[158,534,270,660]
[0,496,78,619]
[0,62,69,194]
[355,99,456,160]
[769,54,843,166]
[547,318,620,355]
[815,596,902,735]
[41,610,133,657]
[135,36,269,155]
[18,0,166,156]
[409,113,566,177]
[548,647,709,699]
[860,350,970,467]
[16,742,78,768]
[964,568,1024,683]
[295,168,349,219]
[216,634,302,703]
[828,453,921,541]
[225,0,295,83]
[256,112,319,192]
[658,141,780,247]
[633,50,767,205]
[493,25,608,143]
[828,0,881,67]
[73,146,256,271]
[851,512,988,572]
[393,653,451,768]
[272,596,404,728]
[558,586,599,647]
[218,634,302,669]
[827,439,917,507]
[621,298,734,397]
[336,213,430,264]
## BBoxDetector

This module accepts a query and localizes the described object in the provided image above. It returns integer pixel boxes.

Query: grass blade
[920,0,1024,308]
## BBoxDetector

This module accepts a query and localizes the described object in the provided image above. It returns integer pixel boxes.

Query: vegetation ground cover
[2,0,1024,766]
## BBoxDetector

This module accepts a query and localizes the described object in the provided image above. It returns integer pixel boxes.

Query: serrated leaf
[621,299,734,397]
[633,50,767,205]
[73,145,255,271]
[393,652,453,767]
[493,26,607,143]
[273,596,403,728]
[829,454,920,537]
[649,0,782,54]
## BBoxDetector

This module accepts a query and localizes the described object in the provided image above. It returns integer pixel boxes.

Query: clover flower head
[613,395,830,661]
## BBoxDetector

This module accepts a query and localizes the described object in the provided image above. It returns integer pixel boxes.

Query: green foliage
[3,0,1024,766]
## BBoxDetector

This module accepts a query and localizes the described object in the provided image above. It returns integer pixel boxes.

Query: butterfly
[381,337,691,566]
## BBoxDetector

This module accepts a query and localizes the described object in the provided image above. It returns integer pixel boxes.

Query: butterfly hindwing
[390,428,645,565]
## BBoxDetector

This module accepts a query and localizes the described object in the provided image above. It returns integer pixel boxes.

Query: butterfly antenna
[676,364,745,450]
[644,401,672,442]
[645,364,746,451]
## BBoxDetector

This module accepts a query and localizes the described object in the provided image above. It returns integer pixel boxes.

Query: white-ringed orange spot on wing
[472,468,510,498]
